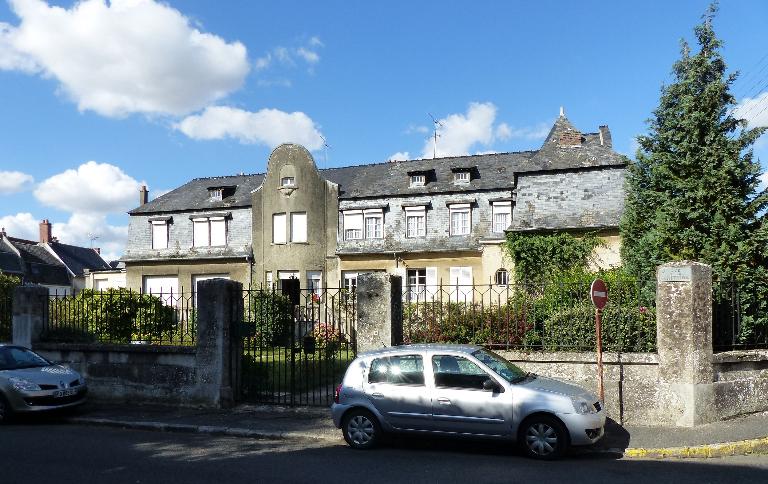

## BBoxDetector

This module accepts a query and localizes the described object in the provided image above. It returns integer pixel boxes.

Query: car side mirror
[483,378,501,393]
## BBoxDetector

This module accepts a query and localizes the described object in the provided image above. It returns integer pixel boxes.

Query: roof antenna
[559,106,565,117]
[88,233,100,248]
[320,135,331,168]
[428,113,443,159]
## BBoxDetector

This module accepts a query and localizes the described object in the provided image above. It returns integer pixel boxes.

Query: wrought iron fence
[45,288,196,346]
[240,285,357,406]
[402,279,656,352]
[0,291,11,343]
[713,279,768,352]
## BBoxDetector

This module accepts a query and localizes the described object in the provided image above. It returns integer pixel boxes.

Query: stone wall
[498,351,659,425]
[712,350,768,420]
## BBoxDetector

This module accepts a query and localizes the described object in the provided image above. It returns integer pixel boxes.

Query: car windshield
[472,348,529,383]
[0,347,50,371]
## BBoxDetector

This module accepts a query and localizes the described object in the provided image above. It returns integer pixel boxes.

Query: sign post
[590,279,608,403]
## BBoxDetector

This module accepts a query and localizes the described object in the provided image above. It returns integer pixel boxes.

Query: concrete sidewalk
[62,403,768,459]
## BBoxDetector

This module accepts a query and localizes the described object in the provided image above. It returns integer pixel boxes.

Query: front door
[364,353,432,430]
[429,354,512,436]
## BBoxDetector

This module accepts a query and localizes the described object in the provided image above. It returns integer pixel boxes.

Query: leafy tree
[504,232,601,282]
[620,4,768,339]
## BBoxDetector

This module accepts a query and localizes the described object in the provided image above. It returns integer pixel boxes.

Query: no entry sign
[590,279,608,310]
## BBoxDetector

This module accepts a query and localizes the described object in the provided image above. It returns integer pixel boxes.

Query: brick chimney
[598,125,612,148]
[39,219,52,244]
[139,185,149,206]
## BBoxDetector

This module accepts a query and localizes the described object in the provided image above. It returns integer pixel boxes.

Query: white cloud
[175,106,324,150]
[1,0,249,117]
[0,170,34,194]
[0,212,38,240]
[254,37,323,72]
[52,212,127,262]
[34,161,145,214]
[405,125,429,135]
[496,122,551,141]
[735,92,768,129]
[420,102,498,158]
[388,151,410,162]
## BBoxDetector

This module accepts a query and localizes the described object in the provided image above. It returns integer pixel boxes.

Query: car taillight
[334,383,342,404]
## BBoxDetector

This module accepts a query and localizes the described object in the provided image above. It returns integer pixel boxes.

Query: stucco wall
[498,350,660,425]
[125,259,250,292]
[34,343,202,405]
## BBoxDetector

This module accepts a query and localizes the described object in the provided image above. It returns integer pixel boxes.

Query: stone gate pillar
[656,261,715,426]
[12,285,49,349]
[356,273,402,353]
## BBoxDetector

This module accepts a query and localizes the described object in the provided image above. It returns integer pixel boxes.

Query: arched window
[494,269,509,286]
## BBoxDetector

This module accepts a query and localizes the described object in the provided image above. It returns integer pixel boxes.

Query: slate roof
[128,116,627,214]
[47,242,110,276]
[8,237,70,286]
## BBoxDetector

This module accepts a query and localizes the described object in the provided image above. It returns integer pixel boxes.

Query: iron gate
[240,283,357,406]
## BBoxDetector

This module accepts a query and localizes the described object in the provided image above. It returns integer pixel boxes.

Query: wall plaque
[658,266,692,283]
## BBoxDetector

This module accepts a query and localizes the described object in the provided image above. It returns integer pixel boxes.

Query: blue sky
[0,0,767,260]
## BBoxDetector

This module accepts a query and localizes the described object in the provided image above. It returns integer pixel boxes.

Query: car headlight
[9,377,42,392]
[570,396,596,414]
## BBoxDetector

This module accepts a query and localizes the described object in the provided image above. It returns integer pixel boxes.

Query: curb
[67,417,341,443]
[623,437,768,459]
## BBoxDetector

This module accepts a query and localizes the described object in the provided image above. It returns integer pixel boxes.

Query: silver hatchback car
[331,344,605,459]
[0,344,87,422]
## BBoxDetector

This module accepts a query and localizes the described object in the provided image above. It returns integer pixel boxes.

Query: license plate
[53,388,78,398]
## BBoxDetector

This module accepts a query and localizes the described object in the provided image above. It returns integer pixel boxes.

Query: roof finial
[559,106,565,117]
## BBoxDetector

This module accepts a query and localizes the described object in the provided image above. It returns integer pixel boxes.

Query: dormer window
[281,176,295,187]
[209,188,223,201]
[454,171,470,184]
[410,174,425,187]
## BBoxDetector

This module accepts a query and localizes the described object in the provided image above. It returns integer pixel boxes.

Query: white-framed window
[281,176,295,187]
[364,209,383,239]
[151,221,168,249]
[291,212,307,243]
[273,213,287,244]
[409,174,425,187]
[405,206,426,238]
[209,188,223,201]
[407,268,427,300]
[449,204,471,235]
[277,270,299,290]
[343,210,363,240]
[495,268,509,286]
[307,271,322,299]
[143,276,179,306]
[492,201,512,233]
[454,171,470,184]
[449,266,473,301]
[266,272,273,289]
[192,217,227,247]
[343,272,358,293]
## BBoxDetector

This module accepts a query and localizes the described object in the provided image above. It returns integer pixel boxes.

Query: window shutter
[344,210,363,239]
[273,213,287,244]
[291,212,307,243]
[210,217,226,246]
[426,267,438,300]
[151,222,168,249]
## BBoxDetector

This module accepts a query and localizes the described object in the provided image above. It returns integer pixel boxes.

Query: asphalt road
[2,423,768,484]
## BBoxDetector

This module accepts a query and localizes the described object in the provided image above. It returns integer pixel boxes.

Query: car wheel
[519,415,568,460]
[342,409,381,450]
[0,393,11,424]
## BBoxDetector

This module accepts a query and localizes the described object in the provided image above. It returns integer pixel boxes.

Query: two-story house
[122,113,627,297]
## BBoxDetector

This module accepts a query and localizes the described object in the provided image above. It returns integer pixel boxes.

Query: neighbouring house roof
[7,237,70,286]
[46,242,111,276]
[128,116,627,223]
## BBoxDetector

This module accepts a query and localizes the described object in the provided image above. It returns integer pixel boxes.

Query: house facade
[122,113,627,295]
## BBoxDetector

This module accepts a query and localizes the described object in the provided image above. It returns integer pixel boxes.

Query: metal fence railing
[0,292,11,343]
[45,289,196,346]
[240,285,357,406]
[402,279,656,353]
[713,279,768,352]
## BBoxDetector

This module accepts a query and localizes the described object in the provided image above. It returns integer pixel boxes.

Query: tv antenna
[428,113,443,159]
[320,135,331,167]
[87,233,100,248]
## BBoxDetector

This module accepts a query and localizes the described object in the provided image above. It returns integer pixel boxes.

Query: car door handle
[437,398,451,405]
[370,392,385,398]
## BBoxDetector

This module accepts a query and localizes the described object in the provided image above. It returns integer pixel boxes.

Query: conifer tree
[620,4,768,340]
